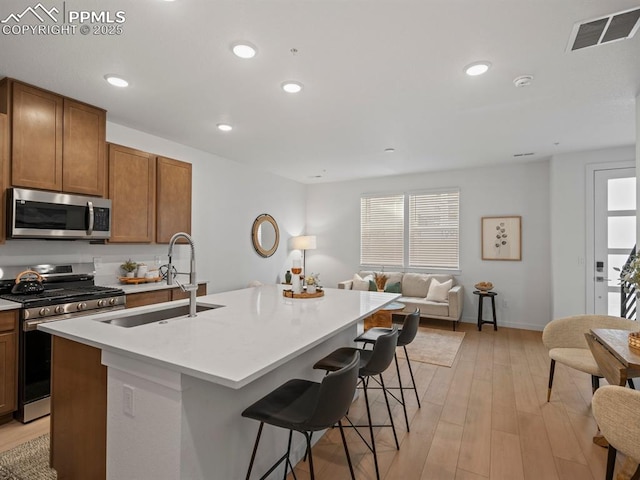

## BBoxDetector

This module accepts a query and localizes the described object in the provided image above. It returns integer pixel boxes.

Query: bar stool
[354,308,421,431]
[242,351,360,480]
[313,327,399,480]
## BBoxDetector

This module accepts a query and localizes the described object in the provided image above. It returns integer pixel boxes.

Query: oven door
[18,324,51,423]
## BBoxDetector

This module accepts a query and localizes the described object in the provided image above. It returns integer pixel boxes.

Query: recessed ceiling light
[104,74,129,87]
[513,75,534,87]
[217,123,233,132]
[464,61,491,76]
[384,148,395,153]
[281,81,303,93]
[231,42,257,59]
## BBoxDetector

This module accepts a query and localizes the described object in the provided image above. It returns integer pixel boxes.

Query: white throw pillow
[352,273,374,291]
[426,278,452,302]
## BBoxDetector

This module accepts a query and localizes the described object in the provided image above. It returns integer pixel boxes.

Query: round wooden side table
[364,302,406,330]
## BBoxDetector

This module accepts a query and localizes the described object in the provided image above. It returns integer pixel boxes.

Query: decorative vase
[125,271,135,278]
[307,284,316,294]
[285,270,292,284]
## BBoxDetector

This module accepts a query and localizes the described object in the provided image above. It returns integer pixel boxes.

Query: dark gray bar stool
[242,351,360,480]
[354,308,421,431]
[312,327,399,480]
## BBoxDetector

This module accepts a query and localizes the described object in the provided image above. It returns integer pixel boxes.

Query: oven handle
[87,201,94,235]
[24,318,59,331]
[23,304,126,331]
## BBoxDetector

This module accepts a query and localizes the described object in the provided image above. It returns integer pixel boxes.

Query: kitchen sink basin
[102,304,222,328]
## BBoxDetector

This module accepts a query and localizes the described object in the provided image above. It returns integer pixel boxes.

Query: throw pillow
[369,279,378,291]
[426,278,452,302]
[384,282,402,294]
[353,273,374,291]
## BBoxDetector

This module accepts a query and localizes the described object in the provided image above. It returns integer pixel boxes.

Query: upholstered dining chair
[592,386,640,480]
[542,315,638,402]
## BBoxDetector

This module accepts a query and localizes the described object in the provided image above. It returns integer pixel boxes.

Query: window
[360,189,460,270]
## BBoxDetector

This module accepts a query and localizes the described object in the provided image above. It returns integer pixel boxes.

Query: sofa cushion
[400,298,449,317]
[384,282,402,294]
[359,271,403,290]
[353,273,374,291]
[426,278,452,302]
[402,273,430,297]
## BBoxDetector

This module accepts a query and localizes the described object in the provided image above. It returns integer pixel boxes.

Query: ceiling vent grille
[567,7,640,51]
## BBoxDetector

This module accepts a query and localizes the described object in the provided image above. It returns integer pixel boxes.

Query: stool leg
[592,375,600,395]
[338,419,356,480]
[393,352,410,431]
[246,422,264,480]
[606,445,617,480]
[547,359,555,402]
[629,378,636,389]
[491,296,497,331]
[305,432,315,480]
[362,381,381,480]
[477,295,484,331]
[379,374,400,450]
[283,430,293,480]
[404,345,421,408]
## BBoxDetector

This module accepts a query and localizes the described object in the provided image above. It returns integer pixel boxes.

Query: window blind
[360,194,404,266]
[408,190,459,269]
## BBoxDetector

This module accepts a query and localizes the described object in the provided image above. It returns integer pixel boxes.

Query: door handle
[595,276,611,282]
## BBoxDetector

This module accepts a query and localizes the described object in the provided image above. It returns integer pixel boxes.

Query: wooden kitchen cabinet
[156,156,192,243]
[0,311,18,422]
[0,113,7,244]
[108,143,156,243]
[126,283,207,308]
[0,79,106,196]
[171,283,207,300]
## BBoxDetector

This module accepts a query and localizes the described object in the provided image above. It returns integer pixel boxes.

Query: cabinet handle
[87,201,94,235]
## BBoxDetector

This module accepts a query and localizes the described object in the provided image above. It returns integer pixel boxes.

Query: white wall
[549,146,636,319]
[0,122,307,292]
[306,160,552,331]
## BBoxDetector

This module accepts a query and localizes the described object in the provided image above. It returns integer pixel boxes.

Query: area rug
[0,434,56,480]
[397,327,465,367]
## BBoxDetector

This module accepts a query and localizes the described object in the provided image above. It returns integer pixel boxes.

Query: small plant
[615,253,640,292]
[305,273,320,286]
[120,259,137,274]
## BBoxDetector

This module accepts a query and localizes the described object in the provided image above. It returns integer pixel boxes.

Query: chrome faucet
[167,232,198,317]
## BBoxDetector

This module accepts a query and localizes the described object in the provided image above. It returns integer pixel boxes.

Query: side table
[473,290,497,331]
[364,302,406,330]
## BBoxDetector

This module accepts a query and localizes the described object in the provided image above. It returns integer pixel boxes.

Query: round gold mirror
[252,214,280,258]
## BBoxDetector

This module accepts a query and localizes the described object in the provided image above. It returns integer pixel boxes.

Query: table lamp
[291,235,317,278]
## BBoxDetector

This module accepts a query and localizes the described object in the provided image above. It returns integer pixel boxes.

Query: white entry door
[592,167,636,315]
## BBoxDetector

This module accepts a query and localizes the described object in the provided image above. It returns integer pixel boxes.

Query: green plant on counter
[120,259,137,273]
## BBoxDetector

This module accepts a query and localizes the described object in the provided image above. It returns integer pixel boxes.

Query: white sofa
[338,271,464,330]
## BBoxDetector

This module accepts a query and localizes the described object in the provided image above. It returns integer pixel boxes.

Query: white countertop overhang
[39,285,399,389]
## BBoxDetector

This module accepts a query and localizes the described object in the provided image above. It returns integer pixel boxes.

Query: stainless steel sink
[102,304,222,328]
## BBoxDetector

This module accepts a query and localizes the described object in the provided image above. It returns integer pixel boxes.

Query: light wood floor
[283,321,624,480]
[0,322,631,479]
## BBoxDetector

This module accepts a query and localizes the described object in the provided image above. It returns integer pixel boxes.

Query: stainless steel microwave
[7,188,111,240]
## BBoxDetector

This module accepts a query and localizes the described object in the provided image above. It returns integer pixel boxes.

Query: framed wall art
[481,216,521,261]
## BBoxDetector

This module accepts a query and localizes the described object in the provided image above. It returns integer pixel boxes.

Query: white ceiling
[1,0,639,184]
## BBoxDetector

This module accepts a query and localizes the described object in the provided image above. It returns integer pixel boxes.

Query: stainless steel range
[0,263,125,423]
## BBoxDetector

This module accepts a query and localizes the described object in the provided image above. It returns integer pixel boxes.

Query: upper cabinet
[108,144,156,243]
[156,156,192,244]
[0,113,7,245]
[0,78,106,197]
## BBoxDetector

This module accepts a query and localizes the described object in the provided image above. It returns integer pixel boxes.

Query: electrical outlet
[123,385,135,417]
[503,299,509,309]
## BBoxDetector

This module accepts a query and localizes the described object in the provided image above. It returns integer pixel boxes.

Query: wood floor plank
[458,378,492,477]
[420,420,463,480]
[541,401,589,464]
[517,411,560,480]
[491,363,518,435]
[490,430,525,480]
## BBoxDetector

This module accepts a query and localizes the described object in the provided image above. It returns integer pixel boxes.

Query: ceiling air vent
[567,7,640,51]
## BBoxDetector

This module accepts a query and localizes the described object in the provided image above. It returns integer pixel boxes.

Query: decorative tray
[119,277,163,285]
[629,332,640,350]
[283,289,324,299]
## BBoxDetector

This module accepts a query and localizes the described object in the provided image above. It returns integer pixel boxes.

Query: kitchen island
[40,284,399,480]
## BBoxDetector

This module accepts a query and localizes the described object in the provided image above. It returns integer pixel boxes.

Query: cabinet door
[62,99,106,196]
[11,82,63,191]
[0,312,17,416]
[156,156,192,244]
[126,290,172,308]
[108,144,156,243]
[0,113,7,244]
[171,283,207,300]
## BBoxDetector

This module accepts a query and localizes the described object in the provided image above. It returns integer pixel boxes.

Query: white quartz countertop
[39,285,399,389]
[0,299,21,311]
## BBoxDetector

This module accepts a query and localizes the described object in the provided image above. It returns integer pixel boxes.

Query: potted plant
[120,259,137,278]
[305,273,320,293]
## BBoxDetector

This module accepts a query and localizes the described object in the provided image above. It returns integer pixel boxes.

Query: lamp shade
[291,235,317,250]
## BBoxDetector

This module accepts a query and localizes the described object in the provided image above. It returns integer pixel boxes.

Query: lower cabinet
[125,284,207,308]
[0,310,18,422]
[51,336,106,479]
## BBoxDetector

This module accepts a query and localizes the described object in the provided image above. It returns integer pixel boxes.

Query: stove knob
[77,302,87,311]
[54,306,64,314]
[109,298,118,305]
[39,307,50,317]
[97,299,106,307]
